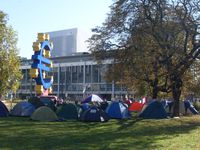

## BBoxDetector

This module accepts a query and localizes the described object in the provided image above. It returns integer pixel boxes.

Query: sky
[0,0,112,59]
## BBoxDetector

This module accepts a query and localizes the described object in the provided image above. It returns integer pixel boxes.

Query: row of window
[21,64,108,84]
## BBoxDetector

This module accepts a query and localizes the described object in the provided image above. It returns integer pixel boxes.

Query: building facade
[17,53,132,101]
[47,28,90,57]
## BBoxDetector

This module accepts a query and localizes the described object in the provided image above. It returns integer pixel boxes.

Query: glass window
[92,65,99,83]
[85,65,91,83]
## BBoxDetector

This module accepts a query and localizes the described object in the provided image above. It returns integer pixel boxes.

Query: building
[47,28,90,57]
[17,53,132,101]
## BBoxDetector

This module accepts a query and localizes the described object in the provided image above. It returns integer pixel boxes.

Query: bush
[193,101,200,112]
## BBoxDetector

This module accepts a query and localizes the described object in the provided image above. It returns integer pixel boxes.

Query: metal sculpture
[29,33,53,95]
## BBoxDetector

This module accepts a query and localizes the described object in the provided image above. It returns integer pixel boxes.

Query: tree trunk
[171,75,182,117]
[152,85,158,99]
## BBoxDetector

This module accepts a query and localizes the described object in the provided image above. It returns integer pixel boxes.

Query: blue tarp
[138,100,167,119]
[106,101,131,119]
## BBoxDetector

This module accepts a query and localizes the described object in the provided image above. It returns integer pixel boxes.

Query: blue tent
[184,100,199,114]
[81,94,104,104]
[80,106,109,122]
[0,101,9,117]
[138,100,167,119]
[106,101,131,119]
[10,101,35,117]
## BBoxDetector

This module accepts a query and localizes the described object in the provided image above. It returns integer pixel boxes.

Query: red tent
[128,102,144,112]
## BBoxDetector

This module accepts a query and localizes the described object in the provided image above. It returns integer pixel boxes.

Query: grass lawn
[0,115,200,150]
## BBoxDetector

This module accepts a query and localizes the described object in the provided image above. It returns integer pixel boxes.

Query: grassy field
[0,115,200,150]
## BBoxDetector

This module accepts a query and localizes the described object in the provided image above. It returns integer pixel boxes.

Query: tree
[88,0,200,116]
[0,11,22,99]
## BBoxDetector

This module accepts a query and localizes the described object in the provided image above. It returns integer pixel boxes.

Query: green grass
[0,116,200,150]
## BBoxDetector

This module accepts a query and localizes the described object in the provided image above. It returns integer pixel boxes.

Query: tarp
[56,103,78,120]
[10,101,35,117]
[31,106,58,121]
[128,102,144,112]
[80,106,109,122]
[81,94,103,103]
[0,101,9,117]
[106,101,131,119]
[138,100,167,119]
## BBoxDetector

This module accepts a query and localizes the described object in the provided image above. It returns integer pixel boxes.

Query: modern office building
[47,28,90,57]
[17,53,132,101]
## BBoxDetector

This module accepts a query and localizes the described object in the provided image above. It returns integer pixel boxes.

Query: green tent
[56,103,78,120]
[31,106,58,121]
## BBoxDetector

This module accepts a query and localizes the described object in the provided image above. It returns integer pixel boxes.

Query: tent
[184,100,199,115]
[56,103,78,120]
[28,96,44,109]
[138,100,167,119]
[10,101,35,117]
[128,102,144,112]
[100,101,109,111]
[124,99,132,106]
[81,94,103,104]
[40,97,56,111]
[106,101,131,119]
[31,106,58,121]
[164,100,196,115]
[80,106,109,122]
[0,101,9,117]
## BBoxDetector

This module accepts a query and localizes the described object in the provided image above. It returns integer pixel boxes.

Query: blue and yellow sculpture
[29,33,53,96]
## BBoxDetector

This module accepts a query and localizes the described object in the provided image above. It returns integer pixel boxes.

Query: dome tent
[10,101,35,116]
[81,94,104,104]
[80,106,109,122]
[138,100,167,119]
[31,106,58,121]
[128,101,144,112]
[28,96,44,109]
[56,103,78,120]
[0,101,9,117]
[106,101,131,119]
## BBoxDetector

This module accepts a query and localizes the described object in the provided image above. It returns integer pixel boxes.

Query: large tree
[88,0,200,116]
[0,11,22,99]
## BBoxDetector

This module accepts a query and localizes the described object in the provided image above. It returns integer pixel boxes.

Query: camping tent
[106,101,131,119]
[10,101,35,116]
[28,96,44,109]
[56,103,78,120]
[80,106,109,122]
[164,100,197,115]
[138,100,167,119]
[40,97,56,111]
[128,102,144,112]
[184,100,199,114]
[81,94,103,103]
[31,106,58,121]
[0,101,9,117]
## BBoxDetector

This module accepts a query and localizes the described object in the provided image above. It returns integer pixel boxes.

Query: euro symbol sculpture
[29,33,53,95]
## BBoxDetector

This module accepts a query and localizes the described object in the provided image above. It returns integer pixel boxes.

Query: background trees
[0,11,22,99]
[88,0,200,116]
